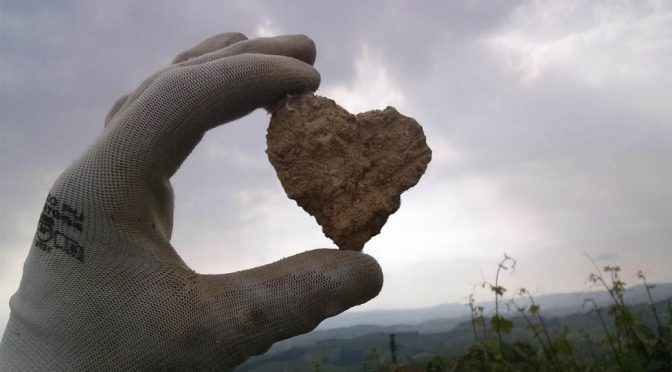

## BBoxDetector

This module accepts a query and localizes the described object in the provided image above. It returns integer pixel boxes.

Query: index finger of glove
[106,32,250,127]
[173,34,317,68]
[106,34,316,128]
[108,53,319,178]
[172,32,249,63]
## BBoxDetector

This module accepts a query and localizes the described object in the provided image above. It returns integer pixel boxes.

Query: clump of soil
[266,94,432,251]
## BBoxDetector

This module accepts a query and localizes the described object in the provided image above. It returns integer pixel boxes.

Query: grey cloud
[254,0,524,84]
[1,1,671,337]
[594,252,619,261]
[361,2,672,277]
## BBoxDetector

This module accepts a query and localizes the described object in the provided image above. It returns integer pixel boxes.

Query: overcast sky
[1,0,671,335]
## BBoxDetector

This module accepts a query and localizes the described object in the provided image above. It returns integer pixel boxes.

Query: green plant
[484,253,517,353]
[513,288,559,369]
[426,355,452,371]
[585,258,671,370]
[361,347,383,371]
[361,346,400,372]
[455,254,519,370]
[460,256,669,371]
[467,294,487,342]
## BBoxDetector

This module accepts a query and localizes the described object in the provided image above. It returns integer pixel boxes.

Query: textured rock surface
[267,94,432,251]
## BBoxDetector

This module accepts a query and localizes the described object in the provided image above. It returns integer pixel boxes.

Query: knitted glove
[0,32,383,371]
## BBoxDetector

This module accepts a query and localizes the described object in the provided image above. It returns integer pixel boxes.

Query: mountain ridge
[318,282,672,330]
[264,282,671,355]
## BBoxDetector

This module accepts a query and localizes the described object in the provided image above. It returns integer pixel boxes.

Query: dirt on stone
[266,94,432,251]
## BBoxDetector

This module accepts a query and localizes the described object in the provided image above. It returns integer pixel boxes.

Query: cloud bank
[1,0,670,334]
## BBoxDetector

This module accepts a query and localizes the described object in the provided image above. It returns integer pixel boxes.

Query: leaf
[491,286,506,296]
[529,304,541,315]
[614,309,636,331]
[632,322,655,346]
[552,337,573,355]
[491,316,514,334]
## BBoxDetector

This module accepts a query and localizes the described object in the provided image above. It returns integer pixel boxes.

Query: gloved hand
[0,32,383,371]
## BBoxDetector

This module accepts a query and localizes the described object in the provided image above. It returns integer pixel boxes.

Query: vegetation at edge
[239,256,671,372]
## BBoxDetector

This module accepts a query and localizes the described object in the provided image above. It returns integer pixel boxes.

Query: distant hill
[268,317,468,354]
[318,282,672,330]
[317,302,469,330]
[505,282,672,317]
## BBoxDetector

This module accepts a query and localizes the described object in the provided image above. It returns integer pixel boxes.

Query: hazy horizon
[2,0,671,336]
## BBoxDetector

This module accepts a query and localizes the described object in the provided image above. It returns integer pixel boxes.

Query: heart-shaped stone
[266,94,432,251]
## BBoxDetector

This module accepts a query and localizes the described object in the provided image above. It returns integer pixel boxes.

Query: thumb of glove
[193,249,383,368]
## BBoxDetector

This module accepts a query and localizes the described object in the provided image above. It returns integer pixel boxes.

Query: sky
[1,0,671,335]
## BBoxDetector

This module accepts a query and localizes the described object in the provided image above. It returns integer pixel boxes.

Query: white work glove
[0,32,383,371]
